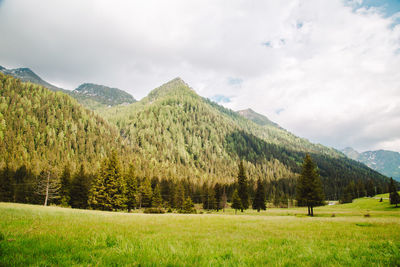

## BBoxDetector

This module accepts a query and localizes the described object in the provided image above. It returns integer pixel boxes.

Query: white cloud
[0,0,399,152]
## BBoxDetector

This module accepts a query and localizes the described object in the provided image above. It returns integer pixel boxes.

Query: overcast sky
[0,0,400,152]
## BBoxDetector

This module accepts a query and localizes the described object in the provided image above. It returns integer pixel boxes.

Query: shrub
[143,207,165,214]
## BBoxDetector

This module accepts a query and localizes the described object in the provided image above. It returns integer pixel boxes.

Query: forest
[0,73,394,211]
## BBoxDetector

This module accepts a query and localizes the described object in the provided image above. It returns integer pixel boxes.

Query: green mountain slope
[99,78,389,196]
[0,72,129,173]
[342,148,400,181]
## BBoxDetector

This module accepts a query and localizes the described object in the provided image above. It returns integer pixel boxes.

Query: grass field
[0,196,399,266]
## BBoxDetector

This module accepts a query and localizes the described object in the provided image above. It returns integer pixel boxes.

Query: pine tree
[139,178,153,208]
[88,160,107,210]
[125,164,138,212]
[214,183,222,211]
[389,178,399,208]
[237,161,249,212]
[0,165,13,202]
[220,187,227,212]
[252,178,266,212]
[70,164,89,209]
[231,189,242,214]
[296,154,324,216]
[174,183,185,210]
[202,185,216,210]
[59,164,71,207]
[182,197,195,213]
[152,184,163,208]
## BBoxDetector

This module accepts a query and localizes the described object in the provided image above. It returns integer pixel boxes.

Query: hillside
[0,72,129,173]
[342,147,400,181]
[99,78,389,197]
[0,65,136,110]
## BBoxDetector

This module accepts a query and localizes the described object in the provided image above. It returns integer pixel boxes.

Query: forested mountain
[99,77,390,199]
[0,72,130,173]
[342,147,400,181]
[0,65,136,110]
[73,83,136,108]
[0,73,392,208]
[237,108,279,128]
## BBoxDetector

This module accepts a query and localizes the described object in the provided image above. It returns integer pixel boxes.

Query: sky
[0,0,399,153]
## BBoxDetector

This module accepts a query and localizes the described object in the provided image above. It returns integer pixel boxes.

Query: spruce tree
[237,161,249,212]
[231,189,242,214]
[105,151,127,211]
[174,183,185,210]
[296,154,324,216]
[59,164,71,207]
[389,178,399,208]
[182,197,195,213]
[125,164,138,212]
[88,160,107,210]
[214,183,222,211]
[252,178,266,212]
[152,184,163,208]
[139,178,153,208]
[70,164,89,209]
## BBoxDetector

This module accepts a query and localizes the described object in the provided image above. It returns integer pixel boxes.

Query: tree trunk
[44,172,50,206]
[307,205,310,216]
[311,206,314,216]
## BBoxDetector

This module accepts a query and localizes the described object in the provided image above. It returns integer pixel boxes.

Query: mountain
[0,65,66,92]
[98,77,389,197]
[72,83,136,108]
[342,148,400,181]
[0,65,136,110]
[0,72,130,173]
[237,108,279,128]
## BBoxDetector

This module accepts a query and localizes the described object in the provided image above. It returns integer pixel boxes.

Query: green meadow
[0,196,399,266]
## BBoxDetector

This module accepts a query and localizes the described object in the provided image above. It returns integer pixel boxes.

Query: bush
[143,207,165,214]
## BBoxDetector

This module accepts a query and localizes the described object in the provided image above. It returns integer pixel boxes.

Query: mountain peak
[73,83,136,106]
[146,77,196,102]
[237,108,279,128]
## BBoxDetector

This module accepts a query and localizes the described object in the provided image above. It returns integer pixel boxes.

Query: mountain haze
[342,147,400,181]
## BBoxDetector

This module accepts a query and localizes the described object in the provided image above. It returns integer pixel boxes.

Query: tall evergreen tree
[296,154,324,216]
[152,184,163,208]
[237,161,249,212]
[59,164,72,207]
[231,189,242,214]
[214,183,222,211]
[139,178,153,208]
[0,165,14,202]
[88,152,126,211]
[125,164,138,212]
[174,183,185,210]
[70,164,89,209]
[389,178,399,208]
[252,178,266,212]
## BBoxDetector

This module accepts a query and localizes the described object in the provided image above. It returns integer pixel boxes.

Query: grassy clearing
[0,202,399,266]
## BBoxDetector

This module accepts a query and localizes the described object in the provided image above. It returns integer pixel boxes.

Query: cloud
[0,0,399,152]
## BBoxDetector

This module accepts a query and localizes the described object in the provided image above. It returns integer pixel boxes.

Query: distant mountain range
[342,147,400,181]
[0,65,136,109]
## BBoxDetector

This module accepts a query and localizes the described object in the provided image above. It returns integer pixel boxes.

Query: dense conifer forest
[0,73,393,211]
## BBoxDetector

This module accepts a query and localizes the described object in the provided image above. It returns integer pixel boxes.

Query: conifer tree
[296,154,324,216]
[252,178,266,212]
[214,183,222,211]
[125,164,138,212]
[70,164,89,209]
[152,184,163,208]
[231,189,242,214]
[59,164,71,207]
[0,165,13,202]
[88,160,107,210]
[389,178,399,208]
[202,185,216,210]
[174,183,185,210]
[139,178,153,208]
[237,161,249,212]
[182,197,195,213]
